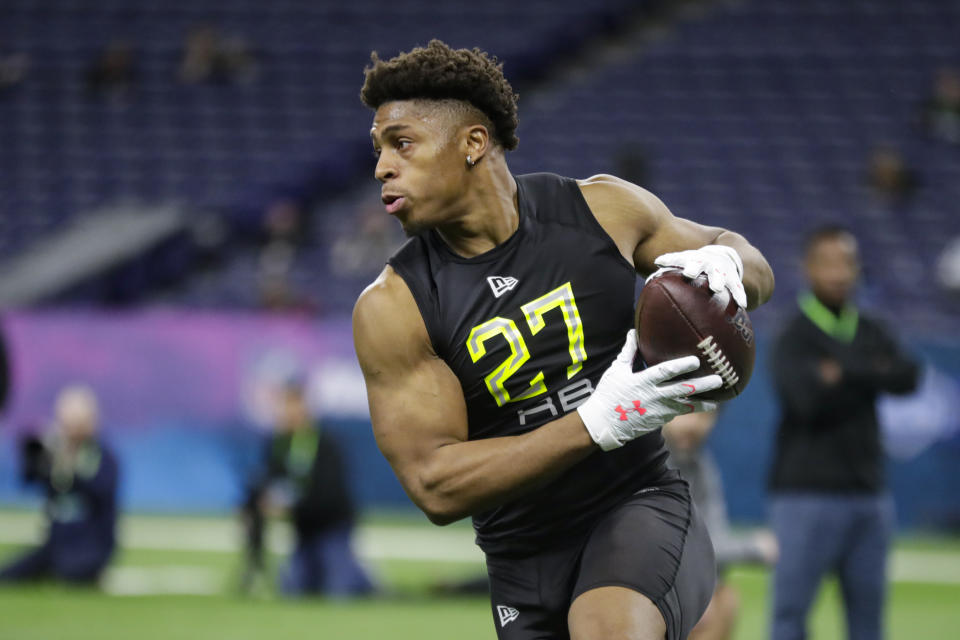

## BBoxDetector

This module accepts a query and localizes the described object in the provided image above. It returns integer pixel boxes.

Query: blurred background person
[0,385,119,585]
[256,199,315,312]
[179,25,259,86]
[243,377,373,598]
[0,47,28,97]
[84,40,137,101]
[768,226,921,640]
[921,67,960,144]
[663,410,778,640]
[864,145,918,210]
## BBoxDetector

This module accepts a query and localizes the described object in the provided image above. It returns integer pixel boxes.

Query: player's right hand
[647,244,748,309]
[577,330,722,451]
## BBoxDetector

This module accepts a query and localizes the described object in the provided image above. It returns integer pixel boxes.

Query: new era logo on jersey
[487,276,519,298]
[497,605,520,627]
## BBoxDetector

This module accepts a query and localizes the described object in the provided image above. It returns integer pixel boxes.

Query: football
[634,270,755,401]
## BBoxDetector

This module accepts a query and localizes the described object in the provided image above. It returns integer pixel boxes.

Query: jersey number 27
[466,282,587,407]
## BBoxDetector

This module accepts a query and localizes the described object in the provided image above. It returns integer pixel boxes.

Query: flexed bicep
[353,267,471,518]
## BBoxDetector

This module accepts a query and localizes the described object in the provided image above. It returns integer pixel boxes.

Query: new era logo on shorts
[497,605,519,627]
[487,276,519,298]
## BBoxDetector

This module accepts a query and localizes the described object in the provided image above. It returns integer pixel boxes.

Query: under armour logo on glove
[578,330,722,451]
[615,401,647,421]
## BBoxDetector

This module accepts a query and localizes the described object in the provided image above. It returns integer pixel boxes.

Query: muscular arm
[579,175,774,309]
[353,267,597,525]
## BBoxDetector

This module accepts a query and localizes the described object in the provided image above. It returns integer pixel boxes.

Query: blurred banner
[1,310,366,433]
[0,311,958,530]
[0,310,410,511]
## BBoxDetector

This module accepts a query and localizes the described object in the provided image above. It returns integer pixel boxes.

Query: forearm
[412,412,597,525]
[843,356,920,394]
[715,231,775,309]
[877,356,921,394]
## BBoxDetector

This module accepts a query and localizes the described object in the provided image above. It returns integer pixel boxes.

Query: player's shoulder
[576,173,661,220]
[574,174,667,257]
[576,173,643,194]
[353,266,433,366]
[576,173,632,188]
[353,266,414,331]
[576,173,634,197]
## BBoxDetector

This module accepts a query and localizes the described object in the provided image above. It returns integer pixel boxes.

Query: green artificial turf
[0,513,957,640]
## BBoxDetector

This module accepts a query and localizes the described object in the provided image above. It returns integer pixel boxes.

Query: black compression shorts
[485,476,715,640]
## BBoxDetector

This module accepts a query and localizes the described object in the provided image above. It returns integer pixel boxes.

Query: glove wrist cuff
[577,404,624,451]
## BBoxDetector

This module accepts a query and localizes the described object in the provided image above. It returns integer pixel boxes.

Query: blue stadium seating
[0,0,639,236]
[508,0,960,334]
[2,0,958,334]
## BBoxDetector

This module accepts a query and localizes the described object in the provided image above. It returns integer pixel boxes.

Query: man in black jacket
[768,227,920,640]
[248,379,373,597]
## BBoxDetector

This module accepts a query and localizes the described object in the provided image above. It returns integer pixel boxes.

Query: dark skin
[355,99,775,640]
[805,234,859,384]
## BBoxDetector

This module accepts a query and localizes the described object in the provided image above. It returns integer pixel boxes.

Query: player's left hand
[647,245,747,308]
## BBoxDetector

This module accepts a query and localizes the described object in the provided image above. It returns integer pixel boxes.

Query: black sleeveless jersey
[388,173,673,555]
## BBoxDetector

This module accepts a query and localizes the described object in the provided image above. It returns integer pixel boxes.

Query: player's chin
[396,210,431,237]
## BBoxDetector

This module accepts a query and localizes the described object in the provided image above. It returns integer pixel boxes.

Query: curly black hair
[360,40,520,150]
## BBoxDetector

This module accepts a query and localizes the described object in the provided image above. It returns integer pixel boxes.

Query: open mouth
[382,194,406,215]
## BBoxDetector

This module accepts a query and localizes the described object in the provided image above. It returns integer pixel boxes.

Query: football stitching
[697,336,739,388]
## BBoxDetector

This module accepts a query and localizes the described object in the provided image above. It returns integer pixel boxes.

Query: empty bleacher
[2,0,957,334]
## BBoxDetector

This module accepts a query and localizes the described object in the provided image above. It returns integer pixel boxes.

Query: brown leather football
[634,270,755,401]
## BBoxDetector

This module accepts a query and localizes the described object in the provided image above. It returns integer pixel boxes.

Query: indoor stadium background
[1,0,958,638]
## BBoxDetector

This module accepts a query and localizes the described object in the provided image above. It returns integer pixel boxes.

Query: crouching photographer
[0,385,119,585]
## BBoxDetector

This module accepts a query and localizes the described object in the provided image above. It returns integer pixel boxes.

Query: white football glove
[647,245,747,308]
[578,330,722,451]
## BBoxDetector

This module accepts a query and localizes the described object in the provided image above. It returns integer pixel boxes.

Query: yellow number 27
[466,282,586,407]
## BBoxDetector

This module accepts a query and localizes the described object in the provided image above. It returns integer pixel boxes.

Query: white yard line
[102,565,222,596]
[0,511,482,563]
[890,551,960,585]
[1,512,955,582]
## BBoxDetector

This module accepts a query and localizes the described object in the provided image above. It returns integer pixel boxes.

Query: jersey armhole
[385,257,445,359]
[566,178,638,274]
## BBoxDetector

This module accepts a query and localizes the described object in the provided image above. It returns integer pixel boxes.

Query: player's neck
[435,159,518,259]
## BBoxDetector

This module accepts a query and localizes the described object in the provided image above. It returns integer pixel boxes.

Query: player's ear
[463,124,490,165]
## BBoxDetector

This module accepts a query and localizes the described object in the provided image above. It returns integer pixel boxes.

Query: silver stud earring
[467,155,475,167]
